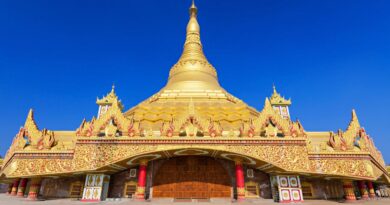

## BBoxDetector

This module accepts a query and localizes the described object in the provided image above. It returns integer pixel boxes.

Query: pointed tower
[164,0,221,91]
[269,85,292,119]
[124,2,257,122]
[96,85,124,118]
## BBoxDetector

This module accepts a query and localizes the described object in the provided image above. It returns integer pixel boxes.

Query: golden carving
[328,130,347,151]
[270,85,291,106]
[326,110,385,168]
[72,143,158,171]
[0,2,388,186]
[309,159,373,178]
[96,85,124,110]
[41,129,55,149]
[3,158,72,177]
[252,98,305,138]
[2,110,57,154]
[92,100,130,136]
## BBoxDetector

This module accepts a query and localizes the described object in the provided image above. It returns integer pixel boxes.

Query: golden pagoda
[0,1,389,203]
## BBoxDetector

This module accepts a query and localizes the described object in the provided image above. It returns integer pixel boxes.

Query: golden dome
[125,2,258,123]
[165,0,220,91]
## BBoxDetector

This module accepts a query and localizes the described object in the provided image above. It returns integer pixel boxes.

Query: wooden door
[153,156,231,198]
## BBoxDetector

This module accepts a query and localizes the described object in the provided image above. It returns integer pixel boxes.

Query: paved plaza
[1,194,390,205]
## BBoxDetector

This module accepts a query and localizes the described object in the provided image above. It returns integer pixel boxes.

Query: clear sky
[1,0,389,162]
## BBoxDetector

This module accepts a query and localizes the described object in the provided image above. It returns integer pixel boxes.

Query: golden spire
[96,85,124,110]
[350,109,360,127]
[269,85,291,106]
[25,109,36,127]
[24,109,41,138]
[111,83,115,93]
[165,1,221,90]
[264,98,273,110]
[272,84,277,94]
[190,0,197,17]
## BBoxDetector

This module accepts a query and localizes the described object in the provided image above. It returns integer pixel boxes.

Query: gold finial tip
[28,108,34,115]
[352,109,357,117]
[189,0,197,16]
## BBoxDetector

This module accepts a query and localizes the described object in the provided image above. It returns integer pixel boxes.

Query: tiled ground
[1,194,389,205]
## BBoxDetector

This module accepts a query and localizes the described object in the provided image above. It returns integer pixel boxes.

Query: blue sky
[1,0,389,162]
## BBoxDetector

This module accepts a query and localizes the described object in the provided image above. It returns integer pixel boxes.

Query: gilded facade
[1,2,389,203]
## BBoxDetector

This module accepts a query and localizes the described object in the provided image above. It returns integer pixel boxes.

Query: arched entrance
[153,156,231,199]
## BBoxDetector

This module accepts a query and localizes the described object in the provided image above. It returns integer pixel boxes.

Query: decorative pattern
[72,144,158,171]
[27,178,42,200]
[3,158,72,177]
[277,176,303,203]
[269,85,291,106]
[0,1,388,191]
[342,180,356,201]
[327,110,385,167]
[309,158,374,178]
[81,174,110,202]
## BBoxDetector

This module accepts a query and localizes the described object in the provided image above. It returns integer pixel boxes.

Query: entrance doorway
[153,156,231,199]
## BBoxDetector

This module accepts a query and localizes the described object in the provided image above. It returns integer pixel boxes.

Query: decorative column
[367,181,375,198]
[135,160,148,200]
[10,178,20,196]
[7,183,13,194]
[17,178,28,197]
[358,181,369,200]
[235,159,245,201]
[27,178,42,201]
[342,180,356,201]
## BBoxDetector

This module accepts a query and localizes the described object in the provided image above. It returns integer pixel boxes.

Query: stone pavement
[1,194,390,205]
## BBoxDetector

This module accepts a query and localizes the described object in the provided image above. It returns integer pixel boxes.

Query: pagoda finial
[190,0,197,17]
[27,108,34,120]
[351,109,360,126]
[269,85,291,106]
[264,98,272,109]
[96,85,124,111]
[111,83,115,93]
[24,108,39,133]
[186,0,200,43]
[273,84,277,94]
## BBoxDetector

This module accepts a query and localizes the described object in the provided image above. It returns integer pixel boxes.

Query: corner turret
[269,85,291,119]
[96,85,124,118]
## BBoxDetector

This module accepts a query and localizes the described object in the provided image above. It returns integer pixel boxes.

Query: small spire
[273,84,277,94]
[269,85,291,106]
[96,84,123,110]
[186,1,200,35]
[190,0,197,17]
[264,97,272,109]
[24,108,39,131]
[351,109,360,125]
[111,83,115,91]
[27,108,34,119]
